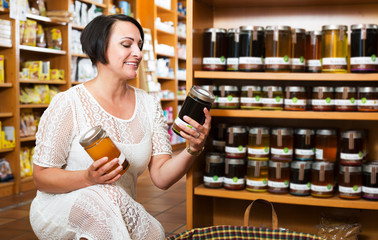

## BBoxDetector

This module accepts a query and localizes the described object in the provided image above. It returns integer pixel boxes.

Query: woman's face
[105,20,143,79]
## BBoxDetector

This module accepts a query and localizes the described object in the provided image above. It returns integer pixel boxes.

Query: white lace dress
[29,84,172,240]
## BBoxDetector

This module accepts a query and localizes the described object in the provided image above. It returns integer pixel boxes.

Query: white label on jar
[285,99,307,106]
[174,117,197,131]
[241,97,261,104]
[307,59,321,67]
[224,177,245,185]
[271,148,293,155]
[315,148,323,160]
[227,58,239,65]
[312,99,334,106]
[204,176,224,183]
[292,58,305,66]
[265,57,291,65]
[118,152,126,165]
[357,99,378,106]
[268,180,289,188]
[248,148,269,155]
[290,183,310,191]
[351,57,378,65]
[334,99,357,106]
[295,149,315,156]
[311,184,333,192]
[339,185,361,194]
[239,57,263,65]
[261,98,283,104]
[362,186,378,194]
[217,97,239,103]
[340,152,363,160]
[203,57,226,65]
[225,146,246,153]
[247,179,267,187]
[322,57,347,66]
[213,140,225,147]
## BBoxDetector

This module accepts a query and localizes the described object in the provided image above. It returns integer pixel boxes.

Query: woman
[29,14,211,240]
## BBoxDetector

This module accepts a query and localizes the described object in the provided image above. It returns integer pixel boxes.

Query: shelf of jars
[19,104,49,109]
[19,79,66,84]
[0,112,13,118]
[19,45,66,55]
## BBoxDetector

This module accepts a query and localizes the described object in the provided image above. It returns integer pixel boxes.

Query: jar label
[357,99,378,107]
[295,149,315,156]
[204,176,224,183]
[311,184,333,192]
[351,56,378,65]
[218,97,239,103]
[307,59,321,67]
[247,179,267,187]
[203,57,226,65]
[290,183,311,191]
[315,148,323,160]
[241,97,261,104]
[362,186,378,194]
[261,98,283,104]
[271,147,293,155]
[227,58,239,65]
[248,148,269,155]
[322,57,347,66]
[224,177,245,185]
[265,57,291,65]
[335,99,357,106]
[339,185,361,194]
[292,58,305,66]
[268,180,289,188]
[226,146,246,153]
[174,117,197,131]
[213,140,226,147]
[312,99,334,106]
[340,152,363,160]
[239,57,263,65]
[285,99,306,106]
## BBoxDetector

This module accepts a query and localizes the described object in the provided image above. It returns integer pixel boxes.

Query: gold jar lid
[79,126,106,148]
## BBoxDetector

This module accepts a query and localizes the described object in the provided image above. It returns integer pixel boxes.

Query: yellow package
[0,55,4,84]
[0,121,2,149]
[20,147,30,178]
[23,86,41,104]
[22,19,37,46]
[49,85,59,100]
[50,69,64,81]
[24,61,49,80]
[20,87,32,104]
[1,126,15,149]
[34,84,50,103]
[45,27,62,50]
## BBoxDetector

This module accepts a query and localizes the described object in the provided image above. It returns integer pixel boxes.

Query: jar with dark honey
[271,128,293,162]
[202,28,227,71]
[218,85,240,109]
[284,86,307,111]
[265,26,292,72]
[334,87,357,111]
[224,158,246,190]
[246,160,268,192]
[311,87,334,111]
[362,162,378,200]
[357,87,378,112]
[203,152,225,188]
[305,31,322,73]
[211,123,227,152]
[311,162,334,198]
[291,28,306,72]
[248,127,270,161]
[315,129,338,162]
[225,126,247,158]
[226,28,240,71]
[290,161,312,196]
[261,86,284,110]
[294,129,315,161]
[338,166,362,199]
[239,26,265,72]
[240,86,262,110]
[321,25,348,73]
[268,161,290,194]
[340,130,365,166]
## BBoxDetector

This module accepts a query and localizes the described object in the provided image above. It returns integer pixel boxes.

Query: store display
[340,130,365,166]
[0,158,14,182]
[311,162,335,198]
[268,161,290,194]
[218,85,240,109]
[238,26,265,72]
[20,147,34,178]
[338,166,362,199]
[284,86,307,111]
[211,123,227,152]
[321,25,348,73]
[202,28,227,71]
[225,126,247,158]
[315,129,338,162]
[265,25,292,72]
[203,152,225,188]
[224,158,246,190]
[271,128,293,162]
[246,160,268,192]
[305,31,322,72]
[294,129,315,161]
[291,28,306,72]
[311,87,334,111]
[290,161,312,196]
[240,86,262,110]
[247,127,270,161]
[226,28,239,71]
[0,55,4,84]
[357,87,378,111]
[261,86,284,110]
[362,162,378,200]
[334,87,357,111]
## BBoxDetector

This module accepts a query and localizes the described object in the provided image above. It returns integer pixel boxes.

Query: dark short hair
[80,14,144,66]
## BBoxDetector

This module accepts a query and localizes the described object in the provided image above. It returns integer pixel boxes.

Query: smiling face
[104,20,143,80]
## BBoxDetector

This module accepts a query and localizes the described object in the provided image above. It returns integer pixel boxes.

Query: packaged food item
[202,28,227,71]
[311,162,334,198]
[246,160,268,192]
[321,25,348,73]
[305,31,322,72]
[45,27,62,50]
[36,24,46,47]
[238,26,265,72]
[261,86,284,110]
[0,158,14,182]
[268,161,290,194]
[271,128,293,162]
[22,20,37,46]
[357,87,378,111]
[203,152,225,188]
[290,161,312,196]
[0,55,4,84]
[247,127,270,161]
[265,25,292,72]
[224,158,246,190]
[34,84,50,104]
[338,166,362,199]
[225,126,247,159]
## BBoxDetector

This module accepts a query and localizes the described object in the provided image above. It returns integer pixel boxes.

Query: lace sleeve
[151,97,172,156]
[33,92,75,168]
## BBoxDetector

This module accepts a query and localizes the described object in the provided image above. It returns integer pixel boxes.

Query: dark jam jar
[240,86,262,110]
[315,129,338,162]
[305,31,322,73]
[224,158,246,190]
[202,28,227,71]
[265,25,292,72]
[226,28,240,71]
[291,28,306,72]
[340,130,365,166]
[218,85,240,109]
[271,128,294,162]
[362,162,378,201]
[225,126,247,158]
[290,161,312,196]
[338,166,362,200]
[211,123,227,152]
[268,161,290,194]
[311,87,334,111]
[358,87,378,112]
[238,26,265,72]
[203,152,225,188]
[284,86,307,111]
[311,162,334,198]
[248,127,270,161]
[294,129,315,161]
[173,86,215,137]
[350,24,378,73]
[246,160,268,192]
[335,87,357,111]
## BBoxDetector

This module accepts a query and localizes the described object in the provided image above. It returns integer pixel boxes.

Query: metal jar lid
[313,87,334,93]
[316,129,337,136]
[306,30,322,36]
[206,152,225,164]
[200,85,218,92]
[335,87,356,93]
[240,26,264,32]
[190,85,215,103]
[226,158,245,165]
[291,161,312,170]
[241,86,261,91]
[248,160,268,167]
[262,86,283,92]
[219,85,239,92]
[249,127,269,135]
[286,86,306,92]
[295,129,315,135]
[227,126,247,134]
[358,87,378,93]
[312,162,334,171]
[339,165,362,173]
[292,28,306,34]
[363,162,378,173]
[269,161,290,168]
[227,28,240,34]
[351,24,378,30]
[341,130,363,139]
[266,25,291,31]
[272,128,293,136]
[204,28,227,34]
[322,25,348,31]
[79,125,106,148]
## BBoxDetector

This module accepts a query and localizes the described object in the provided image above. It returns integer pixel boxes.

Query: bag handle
[243,199,278,229]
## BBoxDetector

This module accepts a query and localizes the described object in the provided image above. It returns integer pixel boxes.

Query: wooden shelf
[156,52,175,58]
[72,24,85,30]
[20,176,35,192]
[0,182,14,198]
[157,28,175,35]
[0,112,13,118]
[156,5,174,14]
[20,104,49,109]
[157,76,175,80]
[26,13,67,25]
[71,53,88,58]
[177,13,186,20]
[0,148,14,153]
[19,45,66,55]
[19,79,67,85]
[161,98,175,101]
[194,184,378,210]
[199,0,378,7]
[20,136,36,142]
[79,0,106,8]
[71,81,83,85]
[0,83,12,88]
[0,42,12,48]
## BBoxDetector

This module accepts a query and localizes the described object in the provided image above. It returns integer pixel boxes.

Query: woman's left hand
[179,108,211,152]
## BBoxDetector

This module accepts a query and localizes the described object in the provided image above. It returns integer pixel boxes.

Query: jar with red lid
[271,128,293,162]
[340,130,365,166]
[202,28,227,71]
[335,87,357,111]
[224,158,246,190]
[357,87,378,112]
[268,161,290,194]
[225,126,247,158]
[311,87,334,111]
[284,86,307,111]
[338,166,362,199]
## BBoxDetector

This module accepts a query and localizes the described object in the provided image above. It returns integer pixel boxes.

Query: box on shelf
[50,69,64,81]
[155,0,171,10]
[1,126,15,149]
[23,61,50,80]
[0,55,4,83]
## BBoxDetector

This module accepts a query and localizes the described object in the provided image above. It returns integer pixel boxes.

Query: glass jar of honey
[204,152,225,188]
[290,161,312,196]
[311,87,334,111]
[291,28,306,72]
[350,24,378,73]
[294,129,315,161]
[246,160,268,192]
[334,87,357,111]
[362,162,378,201]
[265,26,292,72]
[340,130,365,166]
[357,87,378,112]
[226,28,240,71]
[218,85,240,109]
[224,158,246,190]
[202,28,227,71]
[315,129,338,162]
[305,31,322,73]
[211,123,227,152]
[261,86,284,110]
[239,26,265,72]
[271,128,293,162]
[338,166,362,199]
[311,162,334,198]
[268,161,290,194]
[79,126,130,176]
[321,25,348,73]
[284,86,307,111]
[225,126,247,158]
[248,127,270,161]
[240,86,262,110]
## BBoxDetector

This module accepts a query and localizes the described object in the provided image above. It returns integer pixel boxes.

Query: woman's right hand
[86,157,122,185]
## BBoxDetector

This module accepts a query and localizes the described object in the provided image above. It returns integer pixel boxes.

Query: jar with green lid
[225,126,247,159]
[291,28,306,72]
[202,28,227,71]
[239,26,265,72]
[334,87,357,111]
[271,128,294,162]
[311,162,334,198]
[290,161,312,196]
[248,127,270,161]
[294,129,315,161]
[265,25,292,72]
[246,160,268,192]
[358,87,378,112]
[240,86,262,110]
[311,86,334,111]
[261,86,284,110]
[226,28,240,71]
[204,152,225,188]
[218,85,240,109]
[321,25,348,73]
[284,86,307,111]
[305,31,322,73]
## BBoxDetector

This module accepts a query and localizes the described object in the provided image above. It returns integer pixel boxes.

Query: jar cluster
[203,124,378,200]
[202,24,378,73]
[200,85,378,112]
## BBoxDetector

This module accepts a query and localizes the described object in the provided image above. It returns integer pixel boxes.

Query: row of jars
[210,125,368,166]
[203,24,378,73]
[204,154,378,200]
[200,85,378,112]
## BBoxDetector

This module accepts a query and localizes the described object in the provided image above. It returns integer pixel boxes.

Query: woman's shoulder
[134,87,159,106]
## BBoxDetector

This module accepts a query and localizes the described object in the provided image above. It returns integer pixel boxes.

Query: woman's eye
[122,44,131,48]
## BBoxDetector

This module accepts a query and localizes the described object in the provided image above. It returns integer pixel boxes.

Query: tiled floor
[0,165,187,239]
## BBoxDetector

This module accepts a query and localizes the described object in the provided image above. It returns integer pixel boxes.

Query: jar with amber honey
[362,162,378,200]
[268,161,290,194]
[271,128,293,162]
[226,28,240,71]
[265,26,292,72]
[321,25,348,73]
[240,86,262,110]
[211,123,227,152]
[218,85,240,109]
[261,86,284,110]
[340,130,365,166]
[284,86,307,111]
[225,126,247,158]
[315,129,338,162]
[202,28,227,71]
[335,87,357,111]
[290,161,312,196]
[294,129,315,161]
[291,28,306,72]
[311,162,334,198]
[239,26,265,72]
[246,160,268,192]
[224,158,246,190]
[305,31,322,73]
[79,126,130,176]
[338,166,362,199]
[357,87,378,112]
[311,87,334,111]
[248,127,270,161]
[204,152,225,188]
